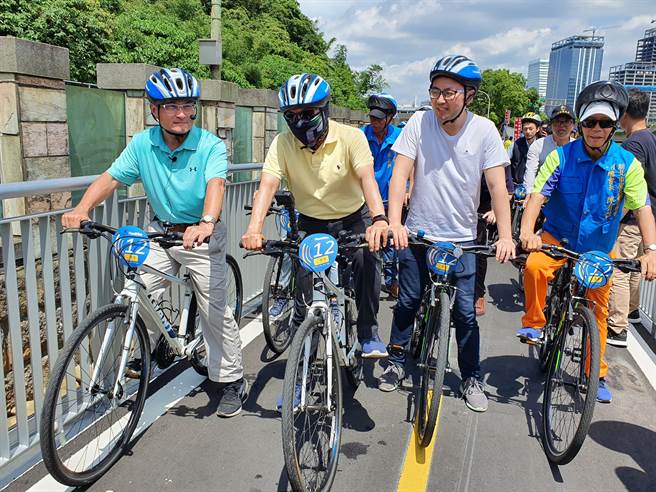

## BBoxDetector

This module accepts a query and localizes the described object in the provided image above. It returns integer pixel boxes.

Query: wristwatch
[645,243,656,253]
[200,215,217,225]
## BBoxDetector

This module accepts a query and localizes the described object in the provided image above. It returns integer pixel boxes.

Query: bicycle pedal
[518,336,542,346]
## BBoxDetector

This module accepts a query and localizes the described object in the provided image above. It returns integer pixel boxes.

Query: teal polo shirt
[108,126,228,224]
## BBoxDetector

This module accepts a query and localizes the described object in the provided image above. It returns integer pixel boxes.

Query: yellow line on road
[396,393,443,492]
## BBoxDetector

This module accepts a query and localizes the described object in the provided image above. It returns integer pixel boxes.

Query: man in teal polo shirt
[362,93,402,297]
[62,68,247,418]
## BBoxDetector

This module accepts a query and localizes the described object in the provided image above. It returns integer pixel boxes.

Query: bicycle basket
[573,250,613,289]
[426,241,461,275]
[299,233,338,273]
[514,184,527,200]
[111,225,150,268]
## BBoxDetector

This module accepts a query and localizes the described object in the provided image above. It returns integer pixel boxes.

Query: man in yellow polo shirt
[242,73,389,358]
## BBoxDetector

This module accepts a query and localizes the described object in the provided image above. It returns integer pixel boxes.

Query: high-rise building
[527,58,549,98]
[610,28,656,123]
[545,35,604,110]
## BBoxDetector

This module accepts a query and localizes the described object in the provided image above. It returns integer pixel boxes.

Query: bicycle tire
[262,254,295,354]
[343,299,362,388]
[40,303,150,486]
[416,290,450,448]
[226,254,243,325]
[282,312,342,492]
[542,304,600,464]
[539,276,564,372]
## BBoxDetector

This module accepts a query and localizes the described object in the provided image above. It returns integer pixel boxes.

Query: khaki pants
[140,220,243,383]
[608,224,642,335]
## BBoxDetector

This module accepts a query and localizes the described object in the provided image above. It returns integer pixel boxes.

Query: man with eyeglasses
[242,73,390,362]
[62,68,247,417]
[518,80,656,404]
[380,55,515,413]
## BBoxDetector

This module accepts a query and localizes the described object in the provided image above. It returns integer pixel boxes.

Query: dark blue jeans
[388,242,481,380]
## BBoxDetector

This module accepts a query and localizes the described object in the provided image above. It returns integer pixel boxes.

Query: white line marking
[26,316,264,491]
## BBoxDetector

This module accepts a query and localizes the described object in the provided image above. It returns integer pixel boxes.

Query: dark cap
[550,104,575,121]
[368,108,387,119]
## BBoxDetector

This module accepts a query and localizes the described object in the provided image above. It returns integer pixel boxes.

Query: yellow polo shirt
[263,120,373,219]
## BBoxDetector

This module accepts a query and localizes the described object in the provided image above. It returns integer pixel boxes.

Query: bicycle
[406,232,495,447]
[511,184,527,290]
[517,244,640,464]
[247,232,364,491]
[39,221,240,486]
[256,191,300,354]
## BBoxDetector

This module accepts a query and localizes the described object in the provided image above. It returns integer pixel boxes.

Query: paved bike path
[9,262,656,491]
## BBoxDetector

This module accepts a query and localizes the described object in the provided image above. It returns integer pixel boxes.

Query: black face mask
[287,105,330,150]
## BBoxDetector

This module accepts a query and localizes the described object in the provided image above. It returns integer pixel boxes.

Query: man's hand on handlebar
[495,237,515,263]
[241,228,265,251]
[520,230,542,252]
[183,221,214,250]
[365,220,388,252]
[62,208,91,229]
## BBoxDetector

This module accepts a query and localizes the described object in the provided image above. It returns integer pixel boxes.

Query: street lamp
[478,90,491,119]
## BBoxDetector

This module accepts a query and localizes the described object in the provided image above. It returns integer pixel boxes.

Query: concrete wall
[1,37,369,216]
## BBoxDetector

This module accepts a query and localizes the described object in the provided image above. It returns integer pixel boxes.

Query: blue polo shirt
[108,126,228,223]
[361,124,402,201]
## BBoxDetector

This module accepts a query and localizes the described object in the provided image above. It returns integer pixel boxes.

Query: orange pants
[521,232,612,378]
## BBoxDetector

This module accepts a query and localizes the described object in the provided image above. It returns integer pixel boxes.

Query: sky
[297,0,656,105]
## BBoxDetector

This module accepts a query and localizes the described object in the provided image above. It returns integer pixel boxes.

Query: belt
[154,217,198,233]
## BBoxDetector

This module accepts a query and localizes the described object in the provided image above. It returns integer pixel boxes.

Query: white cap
[579,101,619,122]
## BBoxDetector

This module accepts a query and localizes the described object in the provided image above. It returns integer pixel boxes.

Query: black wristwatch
[372,214,389,225]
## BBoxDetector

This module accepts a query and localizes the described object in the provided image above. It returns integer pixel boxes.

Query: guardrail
[0,165,272,484]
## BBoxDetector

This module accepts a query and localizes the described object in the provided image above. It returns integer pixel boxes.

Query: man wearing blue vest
[362,93,402,297]
[518,80,656,404]
[62,68,247,418]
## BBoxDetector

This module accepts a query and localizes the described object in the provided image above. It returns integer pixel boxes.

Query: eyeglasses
[428,87,465,101]
[581,118,615,129]
[284,108,320,123]
[160,103,196,115]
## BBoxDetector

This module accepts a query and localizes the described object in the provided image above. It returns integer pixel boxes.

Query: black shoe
[217,379,249,418]
[606,331,628,348]
[628,309,641,324]
[125,359,142,379]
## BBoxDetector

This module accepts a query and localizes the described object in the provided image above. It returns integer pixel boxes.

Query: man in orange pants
[518,81,656,404]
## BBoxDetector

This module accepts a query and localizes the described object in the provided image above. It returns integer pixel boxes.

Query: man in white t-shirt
[523,105,576,191]
[379,55,515,412]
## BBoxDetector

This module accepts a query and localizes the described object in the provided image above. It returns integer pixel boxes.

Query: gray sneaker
[460,377,488,412]
[378,363,405,392]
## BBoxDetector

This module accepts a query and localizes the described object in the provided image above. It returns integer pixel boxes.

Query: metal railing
[0,165,271,483]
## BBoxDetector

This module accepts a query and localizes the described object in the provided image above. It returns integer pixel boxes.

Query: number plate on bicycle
[112,226,150,268]
[574,250,613,289]
[276,208,299,234]
[514,184,527,200]
[299,233,338,272]
[426,241,460,275]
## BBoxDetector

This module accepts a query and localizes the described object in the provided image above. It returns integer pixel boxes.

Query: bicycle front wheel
[416,290,450,448]
[282,312,342,492]
[40,304,150,486]
[542,304,600,464]
[226,254,243,325]
[262,254,295,354]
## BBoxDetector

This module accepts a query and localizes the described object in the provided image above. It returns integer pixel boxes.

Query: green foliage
[469,68,538,127]
[0,0,113,83]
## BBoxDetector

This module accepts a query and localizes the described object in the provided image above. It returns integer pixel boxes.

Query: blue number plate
[111,226,150,268]
[574,250,613,289]
[514,184,527,200]
[426,241,460,275]
[299,233,338,273]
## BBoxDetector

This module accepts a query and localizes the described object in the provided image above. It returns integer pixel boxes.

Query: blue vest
[361,124,402,201]
[543,140,636,253]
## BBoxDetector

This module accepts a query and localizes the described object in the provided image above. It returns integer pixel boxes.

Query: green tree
[469,68,534,127]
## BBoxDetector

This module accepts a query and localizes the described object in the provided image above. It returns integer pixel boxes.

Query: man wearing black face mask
[242,73,390,358]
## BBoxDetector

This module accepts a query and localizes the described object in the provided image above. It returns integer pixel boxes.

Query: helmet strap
[443,87,475,126]
[154,107,191,140]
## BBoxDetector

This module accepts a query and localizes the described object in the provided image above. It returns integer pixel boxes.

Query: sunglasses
[284,108,320,123]
[581,119,615,129]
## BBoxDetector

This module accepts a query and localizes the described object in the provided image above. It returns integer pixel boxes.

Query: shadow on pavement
[589,421,656,491]
[488,282,524,313]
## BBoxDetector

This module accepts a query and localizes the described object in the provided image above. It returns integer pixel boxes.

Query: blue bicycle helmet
[278,74,331,111]
[367,93,398,116]
[145,68,200,103]
[429,55,482,90]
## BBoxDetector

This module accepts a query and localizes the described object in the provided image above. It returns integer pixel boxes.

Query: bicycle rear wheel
[282,312,342,492]
[542,304,599,464]
[343,299,362,388]
[262,254,295,354]
[416,290,450,448]
[40,304,150,486]
[226,254,243,325]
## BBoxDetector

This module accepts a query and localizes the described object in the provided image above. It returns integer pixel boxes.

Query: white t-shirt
[523,135,575,192]
[393,110,509,241]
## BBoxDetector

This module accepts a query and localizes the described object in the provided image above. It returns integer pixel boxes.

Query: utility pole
[210,0,222,80]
